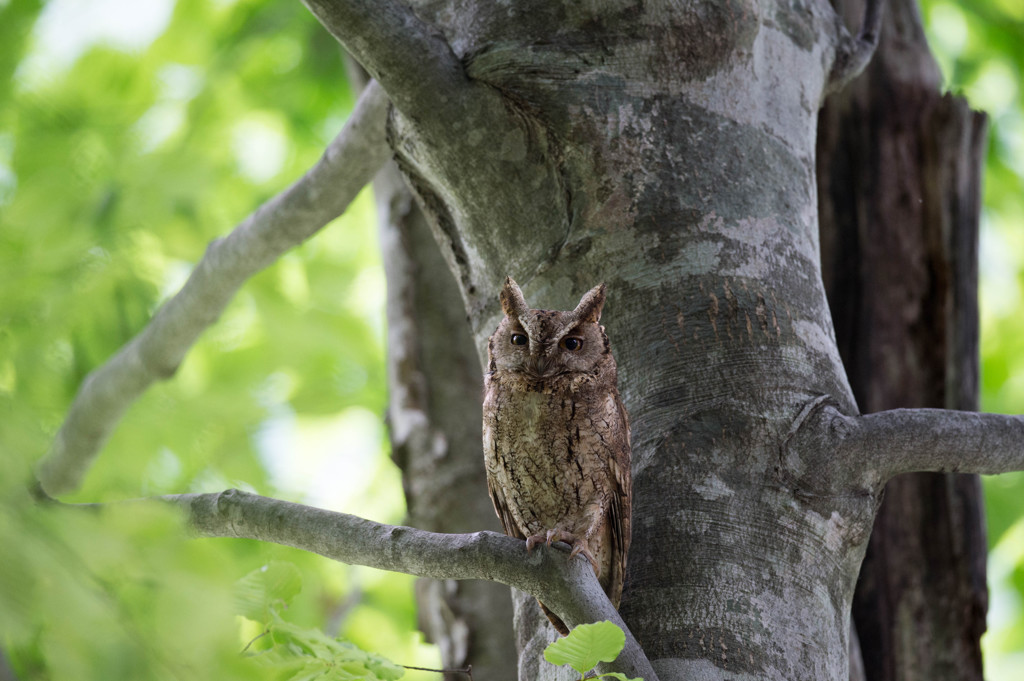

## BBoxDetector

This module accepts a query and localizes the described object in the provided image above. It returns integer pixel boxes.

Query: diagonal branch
[301,0,523,176]
[167,489,660,681]
[301,0,471,130]
[824,406,1024,479]
[826,0,887,94]
[37,82,391,497]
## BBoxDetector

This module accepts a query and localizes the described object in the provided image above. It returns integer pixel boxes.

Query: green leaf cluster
[0,0,382,503]
[234,562,405,681]
[543,621,642,681]
[259,620,405,681]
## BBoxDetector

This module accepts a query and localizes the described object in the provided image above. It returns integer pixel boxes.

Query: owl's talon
[527,530,598,570]
[569,543,600,571]
[546,529,577,547]
[526,529,580,553]
[525,533,546,551]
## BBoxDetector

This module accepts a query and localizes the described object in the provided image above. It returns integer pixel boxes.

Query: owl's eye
[562,337,583,351]
[510,333,528,346]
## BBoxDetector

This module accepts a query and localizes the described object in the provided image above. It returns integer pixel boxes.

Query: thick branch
[169,490,659,681]
[301,0,469,129]
[834,407,1024,478]
[826,0,886,94]
[37,83,390,497]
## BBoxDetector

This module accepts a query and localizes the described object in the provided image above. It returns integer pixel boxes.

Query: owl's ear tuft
[500,277,529,319]
[573,283,606,323]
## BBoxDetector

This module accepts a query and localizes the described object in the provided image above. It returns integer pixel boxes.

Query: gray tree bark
[330,58,520,676]
[305,0,885,677]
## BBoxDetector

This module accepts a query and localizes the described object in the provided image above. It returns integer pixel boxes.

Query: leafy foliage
[234,561,304,622]
[257,619,405,681]
[0,501,263,680]
[235,563,405,681]
[543,621,642,681]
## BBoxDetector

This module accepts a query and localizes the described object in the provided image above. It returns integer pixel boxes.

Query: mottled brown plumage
[482,277,631,635]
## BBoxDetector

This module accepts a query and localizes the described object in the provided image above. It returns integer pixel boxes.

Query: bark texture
[818,0,989,678]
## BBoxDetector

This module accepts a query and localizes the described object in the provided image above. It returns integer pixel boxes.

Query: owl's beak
[527,355,552,377]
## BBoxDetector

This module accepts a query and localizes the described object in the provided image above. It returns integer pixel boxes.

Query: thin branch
[823,406,1024,479]
[826,0,887,94]
[401,665,472,678]
[241,629,271,654]
[37,82,391,497]
[166,489,660,681]
[301,0,470,129]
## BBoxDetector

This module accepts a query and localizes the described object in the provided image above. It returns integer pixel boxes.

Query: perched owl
[482,277,632,635]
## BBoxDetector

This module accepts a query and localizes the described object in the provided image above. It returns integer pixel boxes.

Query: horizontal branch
[853,408,1024,478]
[816,405,1024,480]
[826,0,886,95]
[37,82,391,497]
[167,490,659,681]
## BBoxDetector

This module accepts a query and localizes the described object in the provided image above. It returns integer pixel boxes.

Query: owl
[482,277,632,635]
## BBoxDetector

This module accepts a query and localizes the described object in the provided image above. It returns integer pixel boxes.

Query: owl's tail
[538,600,570,636]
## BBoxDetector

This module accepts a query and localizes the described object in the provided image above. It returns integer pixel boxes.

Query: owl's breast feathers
[482,365,631,608]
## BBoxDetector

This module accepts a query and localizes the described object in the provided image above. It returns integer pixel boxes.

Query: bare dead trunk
[817,1,989,678]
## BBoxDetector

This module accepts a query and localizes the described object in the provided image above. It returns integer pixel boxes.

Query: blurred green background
[922,1,1024,678]
[0,0,431,678]
[0,0,1021,679]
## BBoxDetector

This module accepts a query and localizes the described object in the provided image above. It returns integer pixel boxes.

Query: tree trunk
[376,1,872,678]
[817,0,989,678]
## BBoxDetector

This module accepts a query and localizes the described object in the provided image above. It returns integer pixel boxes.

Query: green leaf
[543,620,626,675]
[365,657,405,681]
[233,561,303,622]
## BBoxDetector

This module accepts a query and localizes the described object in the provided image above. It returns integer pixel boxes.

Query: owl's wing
[606,394,632,609]
[487,471,525,540]
[483,410,525,540]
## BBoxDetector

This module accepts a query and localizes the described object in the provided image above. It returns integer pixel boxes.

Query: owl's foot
[524,530,555,552]
[525,529,599,571]
[568,542,600,571]
[525,528,574,552]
